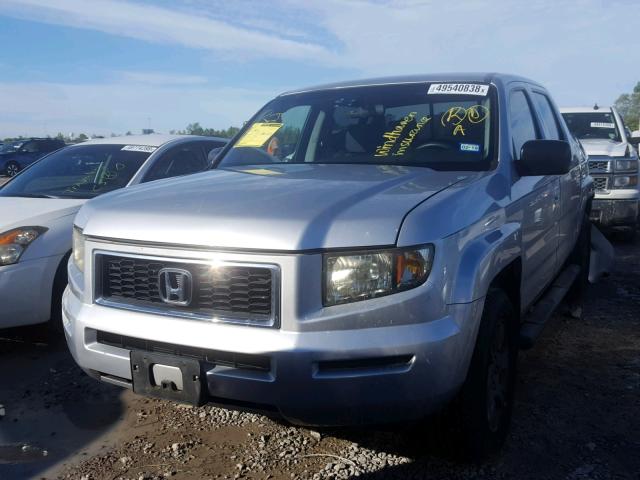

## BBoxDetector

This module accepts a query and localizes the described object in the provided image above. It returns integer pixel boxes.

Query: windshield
[0,144,151,199]
[217,83,496,171]
[0,141,24,153]
[561,111,621,141]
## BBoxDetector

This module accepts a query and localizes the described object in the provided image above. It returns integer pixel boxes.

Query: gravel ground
[1,234,639,480]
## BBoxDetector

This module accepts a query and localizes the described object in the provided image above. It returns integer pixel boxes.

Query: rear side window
[22,141,40,153]
[531,92,561,140]
[509,90,538,158]
[143,142,209,182]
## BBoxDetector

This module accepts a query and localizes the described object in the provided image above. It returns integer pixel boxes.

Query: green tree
[181,123,239,138]
[186,122,204,135]
[614,82,640,131]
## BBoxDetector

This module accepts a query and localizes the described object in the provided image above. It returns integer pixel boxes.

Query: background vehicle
[0,138,66,176]
[561,106,640,234]
[0,134,227,329]
[64,74,591,459]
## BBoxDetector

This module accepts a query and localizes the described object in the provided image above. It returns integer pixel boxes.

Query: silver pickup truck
[63,73,593,458]
[561,106,640,236]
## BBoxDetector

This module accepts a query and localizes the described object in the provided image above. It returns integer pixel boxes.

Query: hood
[0,197,86,232]
[77,164,472,251]
[579,139,629,157]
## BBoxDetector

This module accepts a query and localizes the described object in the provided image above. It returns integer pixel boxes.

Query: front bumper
[0,254,64,328]
[590,198,639,228]
[63,285,484,426]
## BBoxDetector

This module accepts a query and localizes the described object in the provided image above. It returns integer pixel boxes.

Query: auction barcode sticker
[590,122,615,129]
[121,145,158,152]
[428,83,489,96]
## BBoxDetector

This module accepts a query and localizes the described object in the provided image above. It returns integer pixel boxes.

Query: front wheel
[6,161,20,177]
[452,288,518,460]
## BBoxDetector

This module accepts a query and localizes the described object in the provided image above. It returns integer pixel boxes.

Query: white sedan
[0,134,227,329]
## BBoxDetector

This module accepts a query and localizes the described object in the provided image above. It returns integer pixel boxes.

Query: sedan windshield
[0,144,151,199]
[217,83,496,171]
[562,112,621,141]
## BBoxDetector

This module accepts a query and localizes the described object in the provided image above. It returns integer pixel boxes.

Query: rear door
[530,90,582,267]
[509,88,560,309]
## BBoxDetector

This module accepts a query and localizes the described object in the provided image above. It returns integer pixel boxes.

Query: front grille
[96,254,277,325]
[592,176,609,191]
[96,331,271,372]
[589,159,611,173]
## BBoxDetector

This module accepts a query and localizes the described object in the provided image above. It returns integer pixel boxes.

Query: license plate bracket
[130,350,204,406]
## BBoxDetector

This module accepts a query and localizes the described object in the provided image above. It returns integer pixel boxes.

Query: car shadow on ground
[0,324,125,479]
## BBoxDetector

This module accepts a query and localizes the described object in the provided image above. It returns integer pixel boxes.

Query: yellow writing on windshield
[441,105,489,130]
[374,112,417,157]
[393,116,431,155]
[235,122,283,148]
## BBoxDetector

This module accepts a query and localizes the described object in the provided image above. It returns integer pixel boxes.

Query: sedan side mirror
[517,140,571,176]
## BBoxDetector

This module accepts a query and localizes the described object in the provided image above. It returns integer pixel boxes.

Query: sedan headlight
[0,227,48,266]
[613,175,638,188]
[324,245,434,306]
[615,159,638,172]
[72,226,86,273]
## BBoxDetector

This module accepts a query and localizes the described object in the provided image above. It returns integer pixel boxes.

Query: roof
[75,134,225,147]
[560,106,613,113]
[280,72,541,96]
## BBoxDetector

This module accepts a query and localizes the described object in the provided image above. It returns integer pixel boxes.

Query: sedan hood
[0,197,85,232]
[579,139,629,157]
[78,164,471,251]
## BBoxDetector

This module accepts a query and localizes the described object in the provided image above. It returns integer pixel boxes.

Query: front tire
[49,252,71,333]
[6,161,20,177]
[453,288,518,461]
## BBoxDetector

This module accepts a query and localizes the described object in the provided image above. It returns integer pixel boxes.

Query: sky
[0,0,639,138]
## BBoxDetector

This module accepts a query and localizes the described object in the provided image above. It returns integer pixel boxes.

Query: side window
[143,143,208,182]
[509,90,538,158]
[22,141,40,153]
[203,141,227,165]
[531,92,562,140]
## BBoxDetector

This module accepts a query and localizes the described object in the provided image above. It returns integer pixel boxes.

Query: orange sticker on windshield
[234,123,283,148]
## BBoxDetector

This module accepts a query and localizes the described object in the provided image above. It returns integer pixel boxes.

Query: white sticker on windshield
[590,122,615,129]
[428,83,489,96]
[121,145,158,153]
[460,143,480,152]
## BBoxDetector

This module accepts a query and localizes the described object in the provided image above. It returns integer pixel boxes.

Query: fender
[448,219,521,305]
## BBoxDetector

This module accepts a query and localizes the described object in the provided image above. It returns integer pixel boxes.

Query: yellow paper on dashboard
[234,123,283,147]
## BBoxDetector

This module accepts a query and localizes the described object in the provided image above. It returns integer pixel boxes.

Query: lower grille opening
[316,355,414,377]
[96,331,271,372]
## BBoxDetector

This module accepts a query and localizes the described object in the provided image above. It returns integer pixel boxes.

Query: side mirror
[628,135,640,146]
[517,140,571,176]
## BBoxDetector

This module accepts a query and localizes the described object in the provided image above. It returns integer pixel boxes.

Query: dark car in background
[0,138,66,176]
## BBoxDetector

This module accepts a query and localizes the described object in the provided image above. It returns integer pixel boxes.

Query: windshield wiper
[8,193,61,199]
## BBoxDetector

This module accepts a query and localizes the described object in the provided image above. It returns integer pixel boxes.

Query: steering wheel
[415,141,454,150]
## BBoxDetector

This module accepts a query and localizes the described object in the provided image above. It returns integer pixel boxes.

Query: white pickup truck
[561,106,640,236]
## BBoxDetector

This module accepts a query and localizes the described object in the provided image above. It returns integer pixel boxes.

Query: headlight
[613,175,638,189]
[324,245,434,306]
[72,226,85,273]
[615,159,638,172]
[0,226,48,266]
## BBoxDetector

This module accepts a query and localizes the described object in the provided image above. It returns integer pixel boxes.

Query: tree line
[3,123,241,143]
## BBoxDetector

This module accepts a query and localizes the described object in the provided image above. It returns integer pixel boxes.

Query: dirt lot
[0,176,9,186]
[1,235,639,480]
